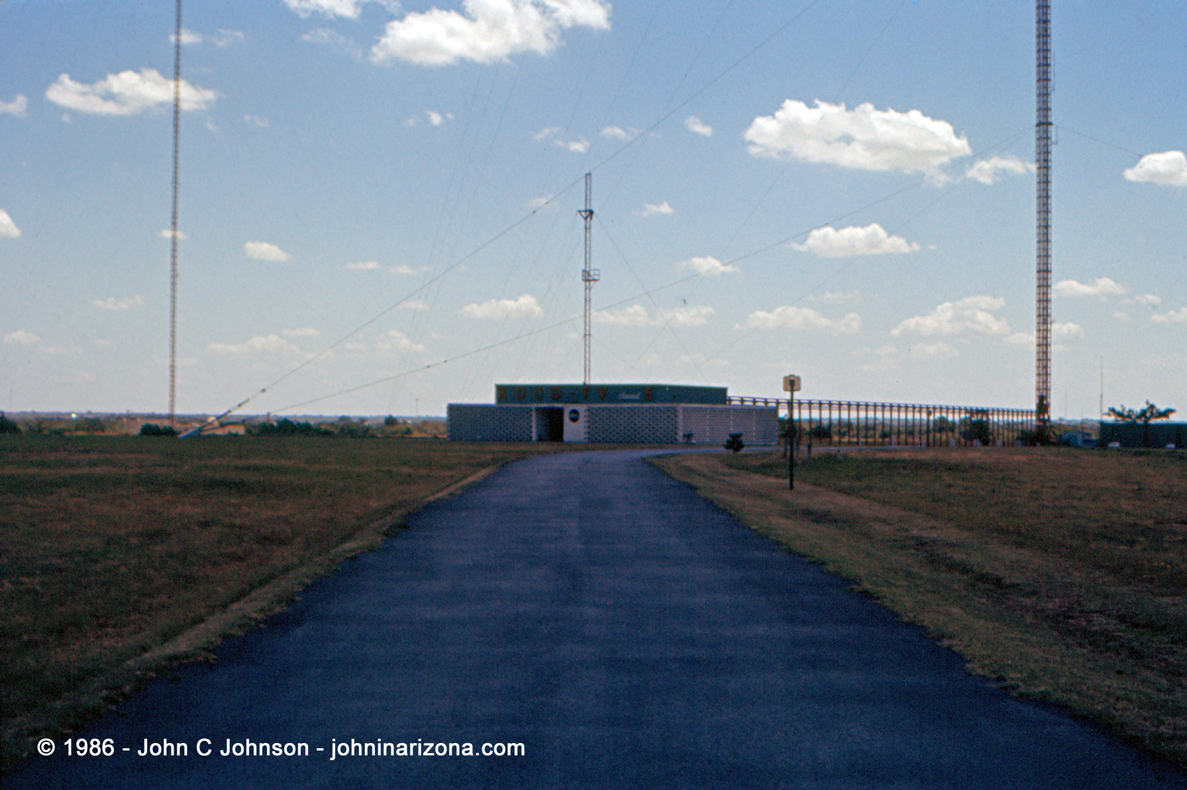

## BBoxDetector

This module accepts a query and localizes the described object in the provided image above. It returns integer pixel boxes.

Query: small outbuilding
[448,383,778,445]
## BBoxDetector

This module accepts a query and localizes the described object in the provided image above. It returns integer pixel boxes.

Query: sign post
[783,375,801,490]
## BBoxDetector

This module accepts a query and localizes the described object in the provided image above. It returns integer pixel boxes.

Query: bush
[0,413,21,435]
[249,419,333,438]
[724,433,745,453]
[139,423,178,437]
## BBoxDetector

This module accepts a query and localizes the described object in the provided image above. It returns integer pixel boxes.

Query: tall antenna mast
[1035,0,1052,428]
[169,0,183,426]
[578,172,599,386]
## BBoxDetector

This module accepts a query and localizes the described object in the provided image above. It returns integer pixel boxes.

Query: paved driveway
[11,450,1186,788]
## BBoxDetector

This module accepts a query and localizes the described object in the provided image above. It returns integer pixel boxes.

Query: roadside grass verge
[650,447,1187,768]
[0,435,560,769]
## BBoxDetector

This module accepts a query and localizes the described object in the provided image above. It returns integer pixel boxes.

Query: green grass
[652,447,1187,767]
[0,435,560,767]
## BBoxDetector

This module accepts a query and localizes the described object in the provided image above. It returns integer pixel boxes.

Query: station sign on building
[448,384,778,445]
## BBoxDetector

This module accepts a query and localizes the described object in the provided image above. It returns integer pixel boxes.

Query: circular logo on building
[568,409,580,423]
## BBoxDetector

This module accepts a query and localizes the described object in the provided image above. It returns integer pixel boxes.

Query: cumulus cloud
[1,94,28,117]
[371,0,611,67]
[532,126,588,152]
[1125,294,1162,307]
[46,69,218,115]
[284,0,363,19]
[965,154,1033,185]
[282,327,320,337]
[635,201,674,217]
[0,209,20,238]
[208,334,303,356]
[808,290,861,305]
[400,299,430,311]
[346,260,382,271]
[684,115,712,137]
[244,115,269,127]
[1124,150,1187,187]
[1152,307,1187,324]
[744,99,970,174]
[390,263,428,275]
[158,228,187,240]
[792,223,919,258]
[1052,321,1084,338]
[244,241,291,261]
[600,125,628,140]
[745,306,860,334]
[93,295,144,311]
[212,29,246,47]
[4,330,39,345]
[891,295,1009,337]
[460,294,543,319]
[378,329,425,353]
[300,28,364,59]
[170,28,203,45]
[594,304,714,327]
[1053,277,1127,299]
[426,110,454,126]
[675,255,737,277]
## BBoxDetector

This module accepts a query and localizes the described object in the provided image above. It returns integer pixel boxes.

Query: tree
[1107,401,1176,424]
[0,412,20,435]
[724,433,745,453]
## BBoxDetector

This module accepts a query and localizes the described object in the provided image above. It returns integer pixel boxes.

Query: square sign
[783,375,802,393]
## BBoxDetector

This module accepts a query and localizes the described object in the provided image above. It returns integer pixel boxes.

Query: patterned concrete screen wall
[495,383,727,405]
[447,405,533,441]
[679,405,778,446]
[586,405,680,444]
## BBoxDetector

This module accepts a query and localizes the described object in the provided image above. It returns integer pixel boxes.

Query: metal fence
[727,397,1036,448]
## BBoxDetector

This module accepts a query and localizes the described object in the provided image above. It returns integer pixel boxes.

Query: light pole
[783,375,801,490]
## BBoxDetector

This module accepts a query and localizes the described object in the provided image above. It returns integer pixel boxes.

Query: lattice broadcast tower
[1035,0,1052,426]
[578,173,599,386]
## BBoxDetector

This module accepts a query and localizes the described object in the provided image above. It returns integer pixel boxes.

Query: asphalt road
[11,450,1187,788]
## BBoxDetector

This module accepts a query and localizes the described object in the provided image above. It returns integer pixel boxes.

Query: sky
[1,0,1184,420]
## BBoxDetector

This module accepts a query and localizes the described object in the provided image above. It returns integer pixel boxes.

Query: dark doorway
[536,407,564,442]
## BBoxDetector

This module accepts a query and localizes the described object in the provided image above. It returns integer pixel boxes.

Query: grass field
[651,446,1187,767]
[0,435,560,768]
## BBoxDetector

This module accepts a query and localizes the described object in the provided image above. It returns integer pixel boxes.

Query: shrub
[0,413,21,435]
[139,423,178,437]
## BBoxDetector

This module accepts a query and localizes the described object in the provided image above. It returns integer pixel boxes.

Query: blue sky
[1,0,1184,419]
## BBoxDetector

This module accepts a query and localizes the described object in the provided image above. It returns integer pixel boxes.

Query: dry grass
[651,447,1187,767]
[0,435,559,768]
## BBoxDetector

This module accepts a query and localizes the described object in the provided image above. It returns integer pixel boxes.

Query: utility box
[563,406,588,443]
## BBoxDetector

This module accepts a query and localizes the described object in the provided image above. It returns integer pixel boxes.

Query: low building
[448,383,778,445]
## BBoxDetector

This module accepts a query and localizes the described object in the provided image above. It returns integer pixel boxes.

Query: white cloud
[426,110,454,126]
[1052,321,1084,338]
[659,305,714,327]
[891,295,1009,337]
[965,154,1033,185]
[533,126,561,141]
[1113,312,1131,323]
[600,125,628,140]
[792,223,920,258]
[400,299,430,311]
[675,255,737,277]
[379,329,425,353]
[390,263,427,275]
[0,209,21,238]
[808,290,861,305]
[1053,277,1127,299]
[635,201,674,217]
[744,99,970,175]
[1004,332,1033,346]
[170,28,203,45]
[0,94,28,117]
[594,305,652,326]
[346,260,382,271]
[284,0,363,19]
[46,69,218,115]
[212,29,246,47]
[4,330,39,345]
[684,115,712,137]
[93,295,144,312]
[907,342,957,358]
[244,115,269,127]
[1124,150,1187,187]
[1152,307,1187,324]
[745,306,861,334]
[158,228,187,240]
[208,334,303,356]
[244,241,291,261]
[282,327,320,337]
[371,0,611,67]
[558,137,589,153]
[1125,294,1162,307]
[594,304,714,327]
[460,293,543,319]
[300,28,364,59]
